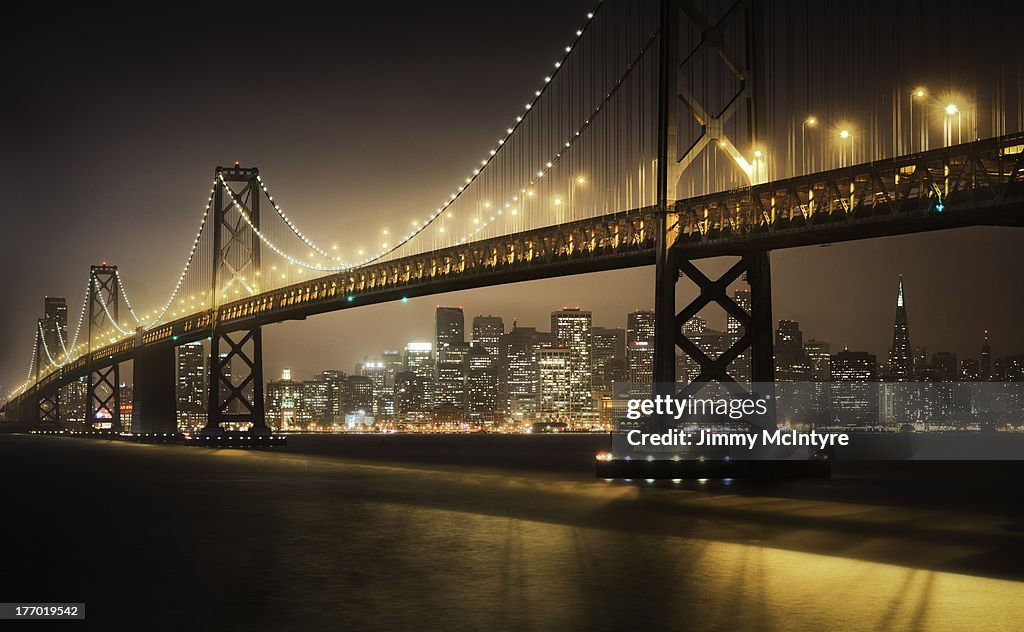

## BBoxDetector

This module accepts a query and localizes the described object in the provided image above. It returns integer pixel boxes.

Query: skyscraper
[502,326,539,417]
[465,345,499,419]
[887,276,912,382]
[435,342,468,408]
[775,320,811,381]
[803,339,831,381]
[726,289,751,382]
[980,330,992,381]
[471,316,504,358]
[359,359,387,414]
[404,342,434,411]
[551,308,592,414]
[592,327,625,391]
[176,341,206,430]
[626,311,655,385]
[435,307,466,409]
[537,347,572,417]
[318,369,347,424]
[382,350,403,389]
[266,368,304,430]
[831,350,879,425]
[435,307,465,355]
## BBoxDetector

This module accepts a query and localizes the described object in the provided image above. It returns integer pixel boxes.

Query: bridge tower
[654,0,774,389]
[86,264,122,430]
[205,164,268,434]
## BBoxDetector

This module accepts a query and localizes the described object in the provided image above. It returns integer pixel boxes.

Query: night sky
[3,1,1023,391]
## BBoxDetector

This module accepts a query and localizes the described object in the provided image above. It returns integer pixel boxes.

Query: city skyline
[252,270,1016,384]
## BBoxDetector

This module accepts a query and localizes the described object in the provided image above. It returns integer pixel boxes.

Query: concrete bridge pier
[132,344,177,434]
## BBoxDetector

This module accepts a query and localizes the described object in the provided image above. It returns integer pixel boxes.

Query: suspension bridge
[4,0,1023,433]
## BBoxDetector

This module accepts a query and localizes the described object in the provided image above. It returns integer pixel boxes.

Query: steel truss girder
[673,132,1024,251]
[206,326,266,431]
[215,208,659,327]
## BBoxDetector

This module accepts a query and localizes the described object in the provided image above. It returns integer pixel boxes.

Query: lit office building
[502,326,539,417]
[726,289,751,382]
[551,308,592,414]
[830,350,879,425]
[176,341,206,430]
[303,378,330,426]
[471,315,504,359]
[436,343,468,409]
[465,345,499,419]
[359,359,387,414]
[804,339,831,381]
[435,307,466,409]
[775,320,812,381]
[266,368,305,430]
[382,350,402,388]
[404,342,434,411]
[317,370,347,425]
[346,375,374,415]
[592,327,625,391]
[537,347,572,417]
[626,311,654,385]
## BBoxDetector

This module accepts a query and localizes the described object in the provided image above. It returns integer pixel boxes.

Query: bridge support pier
[132,345,177,434]
[654,250,775,391]
[20,398,40,426]
[205,327,267,435]
[87,363,121,431]
[38,390,60,425]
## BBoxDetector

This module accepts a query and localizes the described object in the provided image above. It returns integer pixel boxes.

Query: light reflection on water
[2,435,1023,631]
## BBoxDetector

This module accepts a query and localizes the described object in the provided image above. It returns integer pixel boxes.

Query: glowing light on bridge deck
[804,116,817,126]
[839,129,850,139]
[945,103,959,115]
[576,176,587,184]
[914,88,926,98]
[553,198,562,206]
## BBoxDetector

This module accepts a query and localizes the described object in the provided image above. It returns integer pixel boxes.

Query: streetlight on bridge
[838,128,852,168]
[944,103,962,146]
[802,116,817,174]
[910,87,927,152]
